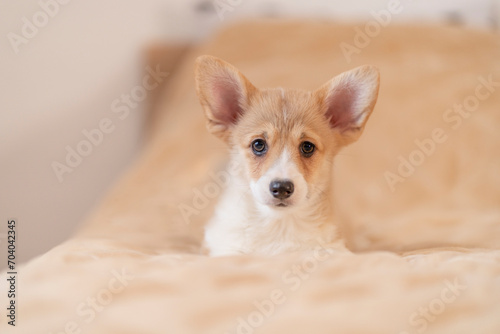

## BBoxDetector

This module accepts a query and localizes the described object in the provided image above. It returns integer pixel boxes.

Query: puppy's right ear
[195,55,257,141]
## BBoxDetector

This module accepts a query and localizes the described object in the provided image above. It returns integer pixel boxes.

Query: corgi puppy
[195,55,379,256]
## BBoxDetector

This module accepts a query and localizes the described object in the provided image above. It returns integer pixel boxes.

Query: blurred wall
[0,0,497,268]
[0,0,170,267]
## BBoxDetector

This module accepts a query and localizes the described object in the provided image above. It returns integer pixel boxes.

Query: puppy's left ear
[316,65,380,146]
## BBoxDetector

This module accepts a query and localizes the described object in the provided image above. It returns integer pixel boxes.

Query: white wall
[0,0,496,268]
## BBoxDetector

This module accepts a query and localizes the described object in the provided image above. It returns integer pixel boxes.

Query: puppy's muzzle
[270,179,294,200]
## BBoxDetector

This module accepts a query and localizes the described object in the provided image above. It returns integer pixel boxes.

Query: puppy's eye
[300,141,315,157]
[251,139,267,156]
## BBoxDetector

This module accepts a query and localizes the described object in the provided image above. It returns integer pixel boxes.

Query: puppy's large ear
[195,55,257,141]
[316,65,380,146]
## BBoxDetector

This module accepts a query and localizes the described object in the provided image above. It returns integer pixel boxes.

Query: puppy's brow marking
[280,87,288,122]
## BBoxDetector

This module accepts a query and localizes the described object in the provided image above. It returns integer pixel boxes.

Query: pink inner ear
[325,85,359,131]
[212,77,243,125]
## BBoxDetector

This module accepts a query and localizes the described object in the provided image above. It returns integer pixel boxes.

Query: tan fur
[234,89,334,183]
[195,55,380,255]
[195,56,380,183]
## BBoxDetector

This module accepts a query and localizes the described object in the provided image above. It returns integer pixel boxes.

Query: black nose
[269,179,294,200]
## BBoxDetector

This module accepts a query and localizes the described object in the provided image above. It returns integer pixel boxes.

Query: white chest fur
[204,176,343,256]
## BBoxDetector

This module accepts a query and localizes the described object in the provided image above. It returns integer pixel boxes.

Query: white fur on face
[250,148,308,209]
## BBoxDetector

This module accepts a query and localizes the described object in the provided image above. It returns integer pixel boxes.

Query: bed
[2,21,500,334]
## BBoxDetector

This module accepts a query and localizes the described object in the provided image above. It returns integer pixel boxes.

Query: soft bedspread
[2,21,500,334]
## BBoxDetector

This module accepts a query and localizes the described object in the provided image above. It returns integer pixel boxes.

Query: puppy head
[195,55,379,210]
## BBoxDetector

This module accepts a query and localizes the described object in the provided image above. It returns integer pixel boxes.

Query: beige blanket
[2,21,500,334]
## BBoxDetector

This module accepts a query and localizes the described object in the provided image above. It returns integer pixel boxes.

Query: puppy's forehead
[239,88,322,135]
